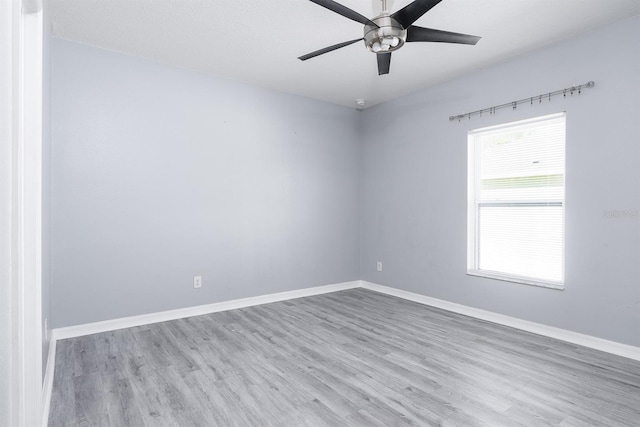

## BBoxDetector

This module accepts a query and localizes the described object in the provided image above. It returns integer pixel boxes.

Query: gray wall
[360,15,640,346]
[51,39,361,327]
[51,16,640,347]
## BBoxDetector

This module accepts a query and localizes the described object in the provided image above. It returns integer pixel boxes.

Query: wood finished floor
[48,288,640,426]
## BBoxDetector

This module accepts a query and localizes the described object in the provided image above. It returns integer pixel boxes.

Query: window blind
[468,113,566,287]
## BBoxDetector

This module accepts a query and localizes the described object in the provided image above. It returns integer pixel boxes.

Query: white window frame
[467,113,566,290]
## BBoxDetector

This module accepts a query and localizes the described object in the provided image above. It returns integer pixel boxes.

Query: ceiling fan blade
[377,52,391,75]
[406,26,481,45]
[298,38,363,61]
[308,0,378,26]
[391,0,442,28]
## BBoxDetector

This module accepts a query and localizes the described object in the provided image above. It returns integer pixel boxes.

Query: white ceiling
[50,0,640,109]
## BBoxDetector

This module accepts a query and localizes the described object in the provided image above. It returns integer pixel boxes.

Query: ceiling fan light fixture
[364,14,406,54]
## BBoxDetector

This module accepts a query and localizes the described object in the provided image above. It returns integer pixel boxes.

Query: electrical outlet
[377,261,383,272]
[193,276,202,289]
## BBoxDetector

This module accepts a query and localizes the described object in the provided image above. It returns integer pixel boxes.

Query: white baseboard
[360,281,640,362]
[50,279,640,361]
[53,280,361,340]
[41,332,57,427]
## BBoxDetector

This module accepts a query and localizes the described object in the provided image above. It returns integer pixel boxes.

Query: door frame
[1,0,44,425]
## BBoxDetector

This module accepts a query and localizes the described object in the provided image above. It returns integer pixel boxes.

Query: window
[467,113,566,289]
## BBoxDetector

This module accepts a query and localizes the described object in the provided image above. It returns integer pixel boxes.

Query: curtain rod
[449,80,595,122]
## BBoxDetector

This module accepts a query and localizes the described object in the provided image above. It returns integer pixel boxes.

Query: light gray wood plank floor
[48,288,640,426]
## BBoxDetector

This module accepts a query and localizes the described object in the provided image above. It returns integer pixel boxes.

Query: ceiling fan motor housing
[364,15,407,54]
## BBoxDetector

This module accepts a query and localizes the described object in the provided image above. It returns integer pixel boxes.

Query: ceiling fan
[298,0,481,75]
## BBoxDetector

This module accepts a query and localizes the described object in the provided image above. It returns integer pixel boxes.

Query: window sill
[467,270,565,290]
